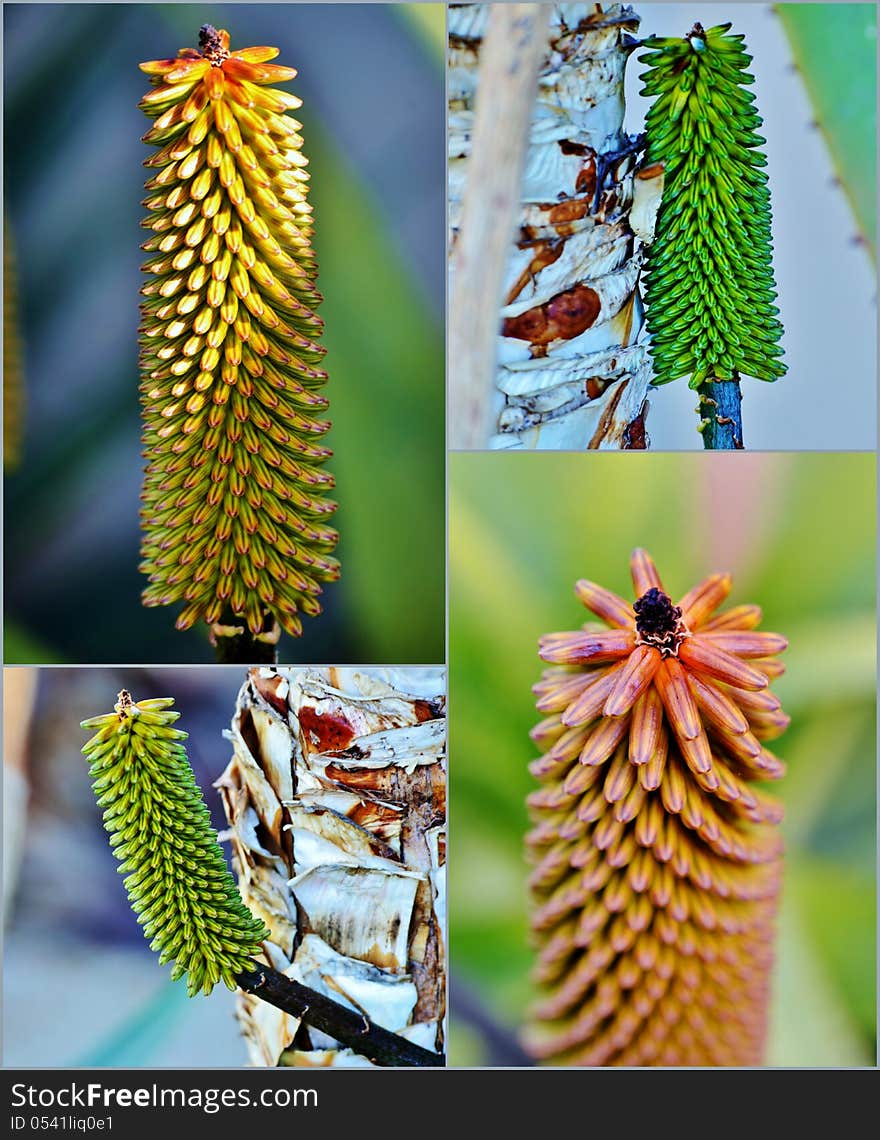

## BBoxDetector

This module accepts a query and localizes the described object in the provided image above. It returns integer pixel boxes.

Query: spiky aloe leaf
[640,22,786,392]
[138,25,339,645]
[81,690,269,997]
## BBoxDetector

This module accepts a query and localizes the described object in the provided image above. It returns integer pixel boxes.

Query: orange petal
[685,671,749,735]
[204,67,226,99]
[561,665,625,726]
[679,637,768,691]
[528,715,566,748]
[629,687,664,765]
[754,658,786,680]
[575,579,636,628]
[711,725,763,764]
[529,725,586,776]
[164,59,211,84]
[659,753,688,814]
[533,670,595,714]
[603,748,636,803]
[140,58,182,75]
[219,75,254,109]
[637,727,668,790]
[677,572,731,627]
[231,45,281,63]
[753,749,786,779]
[700,604,763,632]
[603,644,661,718]
[719,685,781,715]
[577,715,631,768]
[634,796,664,847]
[614,780,646,824]
[700,631,788,658]
[750,713,791,742]
[539,628,635,666]
[630,548,663,596]
[224,57,298,84]
[654,656,701,740]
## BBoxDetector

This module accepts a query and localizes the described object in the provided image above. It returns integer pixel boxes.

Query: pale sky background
[628,3,877,450]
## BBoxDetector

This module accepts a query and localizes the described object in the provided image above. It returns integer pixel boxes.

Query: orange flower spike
[528,551,788,1066]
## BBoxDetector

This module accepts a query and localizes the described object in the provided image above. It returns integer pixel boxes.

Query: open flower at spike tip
[138,26,339,646]
[526,550,789,1066]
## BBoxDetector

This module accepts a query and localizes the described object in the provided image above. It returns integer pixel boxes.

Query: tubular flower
[138,26,339,642]
[640,23,785,390]
[525,549,788,1066]
[81,690,269,996]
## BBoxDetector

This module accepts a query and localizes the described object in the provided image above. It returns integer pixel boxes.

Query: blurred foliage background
[4,667,255,1065]
[4,3,445,665]
[449,452,876,1067]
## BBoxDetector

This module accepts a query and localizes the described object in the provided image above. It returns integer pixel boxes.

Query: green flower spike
[640,23,785,402]
[138,26,340,646]
[81,690,268,996]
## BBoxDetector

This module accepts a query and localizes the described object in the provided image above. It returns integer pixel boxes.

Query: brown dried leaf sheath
[217,667,446,1066]
[526,550,788,1066]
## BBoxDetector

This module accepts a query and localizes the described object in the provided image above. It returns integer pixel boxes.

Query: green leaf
[776,3,877,258]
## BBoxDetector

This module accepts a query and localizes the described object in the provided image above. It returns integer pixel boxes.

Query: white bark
[217,667,446,1066]
[449,3,657,449]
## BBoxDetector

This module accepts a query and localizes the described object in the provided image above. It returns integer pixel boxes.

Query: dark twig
[697,377,744,449]
[236,962,445,1068]
[210,612,279,664]
[448,974,534,1067]
[593,131,647,212]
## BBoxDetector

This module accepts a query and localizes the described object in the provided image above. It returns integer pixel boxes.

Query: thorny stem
[697,378,744,450]
[236,962,445,1067]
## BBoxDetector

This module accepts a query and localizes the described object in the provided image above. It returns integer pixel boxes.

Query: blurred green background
[4,3,445,664]
[449,451,876,1067]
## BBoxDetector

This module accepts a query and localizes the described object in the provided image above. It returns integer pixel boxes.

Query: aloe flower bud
[526,549,788,1065]
[139,26,339,645]
[81,690,269,996]
[640,23,785,393]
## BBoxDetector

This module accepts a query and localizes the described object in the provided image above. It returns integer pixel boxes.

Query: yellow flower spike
[139,25,339,654]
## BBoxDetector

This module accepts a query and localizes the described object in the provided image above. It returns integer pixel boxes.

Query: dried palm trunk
[526,550,788,1065]
[218,667,446,1066]
[449,3,659,449]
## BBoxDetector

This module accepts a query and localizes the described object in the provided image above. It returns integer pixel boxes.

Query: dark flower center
[633,588,688,655]
[199,25,228,65]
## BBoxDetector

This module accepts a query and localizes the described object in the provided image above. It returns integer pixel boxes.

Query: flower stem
[236,962,445,1067]
[697,378,744,450]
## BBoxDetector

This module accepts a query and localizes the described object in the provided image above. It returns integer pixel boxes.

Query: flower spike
[138,26,339,645]
[526,551,788,1066]
[639,23,785,393]
[81,691,269,996]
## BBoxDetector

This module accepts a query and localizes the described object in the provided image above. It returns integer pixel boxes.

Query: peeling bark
[217,667,446,1066]
[449,3,655,449]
